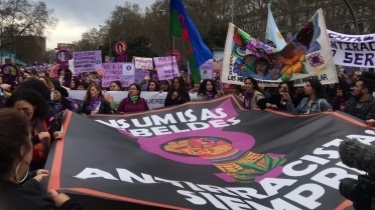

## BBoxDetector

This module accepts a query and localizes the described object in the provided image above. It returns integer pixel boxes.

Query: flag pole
[231,0,234,23]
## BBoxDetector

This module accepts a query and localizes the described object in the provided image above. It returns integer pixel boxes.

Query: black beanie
[54,86,69,98]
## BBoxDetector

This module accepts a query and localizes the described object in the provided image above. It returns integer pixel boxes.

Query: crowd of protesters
[0,66,374,121]
[0,64,374,209]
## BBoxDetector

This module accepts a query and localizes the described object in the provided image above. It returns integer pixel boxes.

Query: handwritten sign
[153,56,180,80]
[101,62,135,87]
[73,50,102,73]
[134,57,154,70]
[328,30,375,67]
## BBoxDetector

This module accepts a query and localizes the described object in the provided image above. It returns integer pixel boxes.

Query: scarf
[205,91,214,100]
[53,102,63,114]
[87,97,102,111]
[244,91,254,109]
[130,95,138,104]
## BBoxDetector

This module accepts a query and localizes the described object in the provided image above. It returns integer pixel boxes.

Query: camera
[339,174,375,210]
[339,139,375,209]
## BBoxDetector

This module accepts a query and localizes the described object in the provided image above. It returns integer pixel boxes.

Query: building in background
[10,36,46,65]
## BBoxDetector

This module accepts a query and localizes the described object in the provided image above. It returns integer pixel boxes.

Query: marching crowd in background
[0,62,375,209]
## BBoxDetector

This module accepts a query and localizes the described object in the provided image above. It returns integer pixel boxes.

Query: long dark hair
[110,80,122,91]
[198,79,218,96]
[16,78,51,101]
[146,80,161,91]
[278,81,295,96]
[171,77,188,91]
[307,78,326,99]
[244,77,261,92]
[0,108,30,177]
[5,89,50,120]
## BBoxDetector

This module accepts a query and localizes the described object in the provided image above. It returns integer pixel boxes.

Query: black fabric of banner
[44,95,368,210]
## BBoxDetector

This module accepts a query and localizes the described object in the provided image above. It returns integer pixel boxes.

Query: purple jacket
[116,97,149,113]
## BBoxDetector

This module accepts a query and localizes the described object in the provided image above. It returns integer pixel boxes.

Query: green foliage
[125,35,158,60]
[0,0,57,49]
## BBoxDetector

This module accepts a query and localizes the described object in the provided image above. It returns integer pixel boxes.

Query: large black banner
[45,95,375,210]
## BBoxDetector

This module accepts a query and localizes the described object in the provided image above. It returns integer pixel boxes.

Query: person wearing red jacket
[117,83,149,114]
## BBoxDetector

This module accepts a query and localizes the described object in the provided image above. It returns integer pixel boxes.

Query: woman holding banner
[0,108,81,210]
[5,89,64,171]
[197,79,220,101]
[146,80,160,91]
[78,83,113,115]
[285,78,332,114]
[116,83,149,113]
[242,77,267,109]
[165,77,190,107]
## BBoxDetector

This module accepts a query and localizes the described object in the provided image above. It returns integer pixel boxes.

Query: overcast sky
[42,0,154,50]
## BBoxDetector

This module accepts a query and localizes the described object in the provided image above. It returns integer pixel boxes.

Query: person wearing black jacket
[164,77,190,107]
[0,108,82,210]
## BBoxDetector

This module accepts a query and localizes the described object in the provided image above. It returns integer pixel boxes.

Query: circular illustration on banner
[134,131,286,183]
[1,64,19,86]
[114,40,128,55]
[56,50,71,63]
[168,50,182,63]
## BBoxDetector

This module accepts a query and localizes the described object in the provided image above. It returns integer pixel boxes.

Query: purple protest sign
[200,59,214,80]
[73,50,102,73]
[186,59,213,80]
[102,62,135,87]
[114,40,128,62]
[56,50,72,69]
[153,56,180,80]
[134,69,150,90]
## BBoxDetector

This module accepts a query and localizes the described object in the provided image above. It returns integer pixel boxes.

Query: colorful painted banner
[327,30,375,68]
[101,63,135,88]
[44,95,369,209]
[73,50,102,73]
[222,9,338,87]
[153,56,180,80]
[134,57,154,70]
[168,50,183,63]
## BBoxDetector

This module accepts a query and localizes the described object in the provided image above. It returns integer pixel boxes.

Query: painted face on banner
[163,137,233,156]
